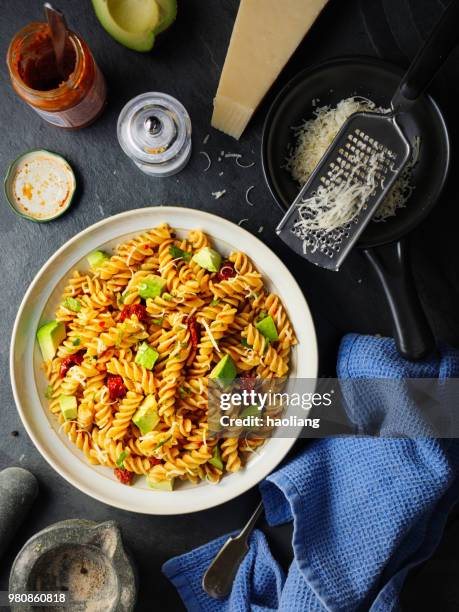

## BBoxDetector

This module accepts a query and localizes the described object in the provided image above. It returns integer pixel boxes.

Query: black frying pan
[262,57,450,361]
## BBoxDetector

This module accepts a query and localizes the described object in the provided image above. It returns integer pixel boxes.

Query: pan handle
[392,0,459,111]
[363,240,435,361]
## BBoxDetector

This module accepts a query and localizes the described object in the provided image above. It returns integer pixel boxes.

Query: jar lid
[117,92,192,177]
[4,149,76,222]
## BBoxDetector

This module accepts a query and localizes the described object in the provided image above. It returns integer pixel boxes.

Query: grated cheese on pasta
[126,246,137,267]
[201,318,221,353]
[97,339,107,355]
[99,386,108,403]
[69,366,86,387]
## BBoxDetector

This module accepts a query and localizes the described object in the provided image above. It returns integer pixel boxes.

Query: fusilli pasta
[39,226,297,490]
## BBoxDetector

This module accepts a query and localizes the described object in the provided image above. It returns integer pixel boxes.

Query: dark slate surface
[1,0,459,610]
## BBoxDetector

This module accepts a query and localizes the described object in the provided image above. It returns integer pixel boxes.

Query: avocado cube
[192,247,222,272]
[37,321,66,362]
[59,395,77,421]
[87,249,110,268]
[210,354,237,386]
[135,343,159,370]
[147,477,175,491]
[62,297,81,312]
[209,445,223,470]
[132,395,160,435]
[240,405,262,432]
[255,316,279,342]
[240,405,261,419]
[139,275,167,299]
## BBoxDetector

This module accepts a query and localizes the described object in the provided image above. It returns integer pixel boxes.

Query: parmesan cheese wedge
[211,0,329,139]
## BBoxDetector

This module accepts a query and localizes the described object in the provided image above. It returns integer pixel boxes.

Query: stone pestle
[0,467,39,560]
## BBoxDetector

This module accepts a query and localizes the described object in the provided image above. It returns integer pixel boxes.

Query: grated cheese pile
[285,97,417,223]
[294,147,386,236]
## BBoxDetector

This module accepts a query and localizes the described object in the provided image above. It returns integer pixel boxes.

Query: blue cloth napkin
[163,334,459,612]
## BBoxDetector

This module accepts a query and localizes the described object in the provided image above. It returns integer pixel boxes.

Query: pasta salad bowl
[10,207,317,514]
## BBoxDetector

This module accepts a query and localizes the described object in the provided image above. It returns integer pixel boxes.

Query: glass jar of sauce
[7,23,106,129]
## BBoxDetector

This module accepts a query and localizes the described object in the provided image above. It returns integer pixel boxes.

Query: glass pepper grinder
[117,92,192,178]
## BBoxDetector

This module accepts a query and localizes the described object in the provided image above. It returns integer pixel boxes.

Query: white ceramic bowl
[10,207,317,514]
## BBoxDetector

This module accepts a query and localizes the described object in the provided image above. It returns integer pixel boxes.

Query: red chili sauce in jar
[7,23,106,129]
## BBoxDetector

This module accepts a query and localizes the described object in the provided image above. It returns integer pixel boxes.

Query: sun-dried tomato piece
[218,262,236,281]
[120,303,148,323]
[114,468,134,485]
[73,351,84,365]
[119,306,129,322]
[59,351,85,378]
[107,374,127,401]
[129,303,148,321]
[239,373,256,393]
[59,357,74,379]
[187,315,201,350]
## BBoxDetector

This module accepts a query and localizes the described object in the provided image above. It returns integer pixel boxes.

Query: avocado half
[92,0,177,52]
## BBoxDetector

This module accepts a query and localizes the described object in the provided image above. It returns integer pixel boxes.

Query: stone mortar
[9,519,137,612]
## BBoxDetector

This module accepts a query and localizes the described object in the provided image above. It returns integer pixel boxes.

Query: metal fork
[202,501,263,599]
